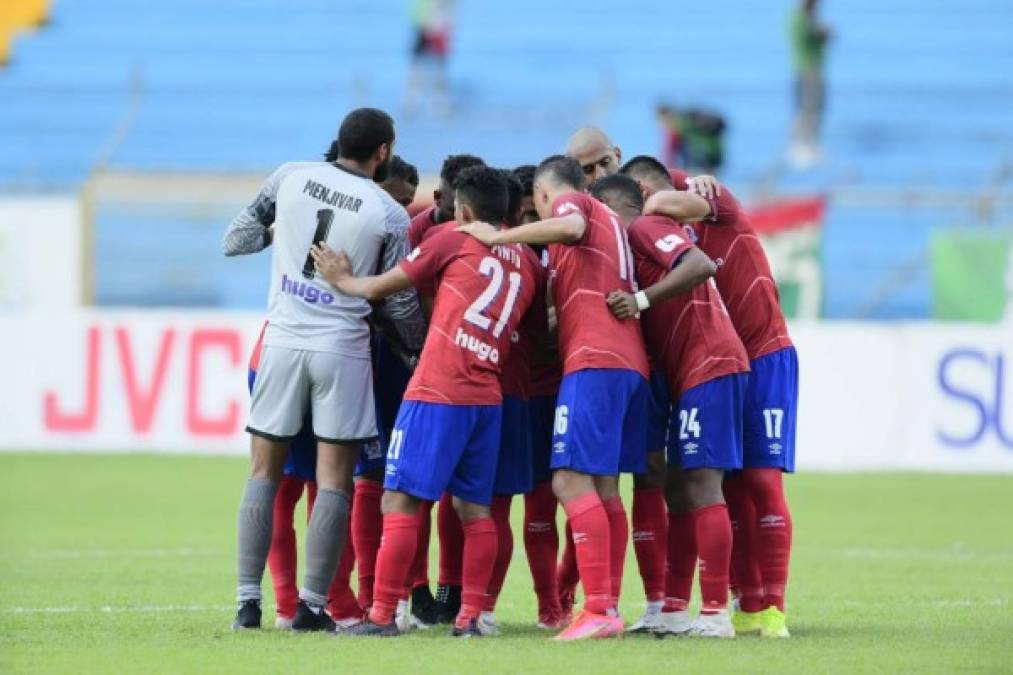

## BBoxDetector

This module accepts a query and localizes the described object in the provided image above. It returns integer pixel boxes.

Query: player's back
[548,192,649,378]
[670,170,791,360]
[401,229,539,405]
[628,214,749,397]
[265,161,396,355]
[499,245,545,400]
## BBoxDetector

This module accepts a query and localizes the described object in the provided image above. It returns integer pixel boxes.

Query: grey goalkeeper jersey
[223,161,426,357]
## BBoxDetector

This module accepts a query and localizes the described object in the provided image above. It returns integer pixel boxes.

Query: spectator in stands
[788,0,831,168]
[656,103,727,175]
[404,0,455,118]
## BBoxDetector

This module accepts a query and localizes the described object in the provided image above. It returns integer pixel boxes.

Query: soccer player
[566,126,622,184]
[409,153,485,248]
[458,155,650,641]
[223,108,425,632]
[621,155,798,639]
[591,174,750,638]
[313,165,539,637]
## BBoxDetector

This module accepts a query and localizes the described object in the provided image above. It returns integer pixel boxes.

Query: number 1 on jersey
[302,208,335,279]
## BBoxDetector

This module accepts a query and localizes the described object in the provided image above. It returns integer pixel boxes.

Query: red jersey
[669,170,792,360]
[528,247,562,397]
[499,246,546,400]
[409,205,443,249]
[548,192,649,378]
[628,215,749,397]
[400,228,539,405]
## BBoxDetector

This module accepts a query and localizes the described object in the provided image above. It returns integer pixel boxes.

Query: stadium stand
[1,0,1011,317]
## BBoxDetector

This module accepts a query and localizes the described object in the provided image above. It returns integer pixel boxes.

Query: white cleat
[333,615,364,630]
[477,611,500,636]
[395,599,412,634]
[628,601,665,633]
[687,611,735,639]
[409,615,433,630]
[656,610,694,636]
[275,615,294,630]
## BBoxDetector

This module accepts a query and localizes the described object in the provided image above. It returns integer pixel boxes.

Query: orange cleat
[552,610,624,641]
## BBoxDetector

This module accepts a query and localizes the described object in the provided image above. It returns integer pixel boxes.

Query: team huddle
[223,107,797,641]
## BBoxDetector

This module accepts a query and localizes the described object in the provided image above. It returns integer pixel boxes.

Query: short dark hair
[501,169,523,223]
[534,154,584,191]
[440,154,486,186]
[454,166,509,224]
[588,174,644,212]
[337,108,395,162]
[619,155,673,187]
[387,155,419,186]
[512,164,536,197]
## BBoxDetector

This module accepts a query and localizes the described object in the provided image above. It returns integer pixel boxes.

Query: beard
[372,155,391,182]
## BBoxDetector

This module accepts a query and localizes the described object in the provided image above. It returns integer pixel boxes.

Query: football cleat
[451,617,483,638]
[628,601,665,634]
[654,610,693,637]
[291,600,336,633]
[687,611,735,639]
[337,618,401,637]
[731,608,764,635]
[553,610,624,641]
[394,599,412,633]
[477,611,500,636]
[537,611,569,630]
[274,615,294,630]
[435,584,462,624]
[231,599,262,630]
[410,585,440,627]
[759,606,790,638]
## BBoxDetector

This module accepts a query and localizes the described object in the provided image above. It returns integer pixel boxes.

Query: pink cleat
[553,610,624,641]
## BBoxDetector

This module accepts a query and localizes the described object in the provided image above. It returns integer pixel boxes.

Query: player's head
[512,164,538,224]
[566,126,622,184]
[380,155,419,208]
[588,174,643,226]
[436,154,486,220]
[502,169,524,228]
[453,165,509,226]
[532,155,585,220]
[337,107,396,181]
[619,154,674,198]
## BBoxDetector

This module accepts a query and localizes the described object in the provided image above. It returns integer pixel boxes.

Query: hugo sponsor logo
[937,347,1012,450]
[454,327,500,363]
[281,274,335,305]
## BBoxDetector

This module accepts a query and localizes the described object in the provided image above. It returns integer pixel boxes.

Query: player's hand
[686,175,721,199]
[455,221,501,247]
[311,242,351,286]
[606,290,639,320]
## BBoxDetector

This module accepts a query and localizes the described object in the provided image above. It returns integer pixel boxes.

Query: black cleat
[336,618,401,637]
[435,584,462,624]
[450,618,482,638]
[231,599,262,630]
[292,600,336,633]
[410,585,440,626]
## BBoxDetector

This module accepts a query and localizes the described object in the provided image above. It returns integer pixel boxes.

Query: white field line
[4,604,233,615]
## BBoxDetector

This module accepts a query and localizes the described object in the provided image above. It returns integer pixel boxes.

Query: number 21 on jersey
[464,256,522,337]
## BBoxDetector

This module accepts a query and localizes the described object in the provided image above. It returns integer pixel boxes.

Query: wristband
[635,290,650,311]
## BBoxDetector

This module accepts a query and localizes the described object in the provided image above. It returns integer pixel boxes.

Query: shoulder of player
[360,179,410,229]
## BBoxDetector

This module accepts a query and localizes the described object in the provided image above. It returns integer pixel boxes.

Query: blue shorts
[494,394,534,495]
[743,346,799,472]
[645,370,671,457]
[355,336,412,477]
[528,394,556,485]
[249,368,317,481]
[668,373,746,471]
[551,368,650,476]
[384,400,502,505]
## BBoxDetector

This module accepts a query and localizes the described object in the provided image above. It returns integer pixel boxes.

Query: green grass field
[1,454,1011,673]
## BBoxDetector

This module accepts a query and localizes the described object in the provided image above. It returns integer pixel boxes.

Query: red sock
[267,476,304,619]
[602,495,628,605]
[694,503,733,614]
[406,500,433,595]
[458,517,497,627]
[352,480,383,608]
[724,476,764,612]
[483,496,514,612]
[437,493,464,586]
[632,487,667,602]
[664,511,696,612]
[369,512,418,625]
[556,523,579,601]
[562,491,612,615]
[523,481,561,617]
[746,468,792,612]
[327,518,362,620]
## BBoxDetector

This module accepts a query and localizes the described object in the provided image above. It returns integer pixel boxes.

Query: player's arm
[371,200,429,353]
[642,188,712,223]
[456,213,586,247]
[222,164,288,256]
[606,248,716,320]
[312,243,413,302]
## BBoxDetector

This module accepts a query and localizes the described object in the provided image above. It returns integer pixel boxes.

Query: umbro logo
[632,530,654,543]
[572,531,588,544]
[683,442,699,454]
[553,441,567,454]
[385,463,397,476]
[769,443,783,454]
[759,514,786,528]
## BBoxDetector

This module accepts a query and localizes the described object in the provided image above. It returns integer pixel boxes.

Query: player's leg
[435,492,464,623]
[556,524,579,620]
[352,476,383,609]
[594,474,627,610]
[406,500,436,628]
[724,473,765,627]
[661,469,697,636]
[233,345,307,630]
[481,495,513,628]
[523,394,563,627]
[741,347,798,638]
[267,472,304,628]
